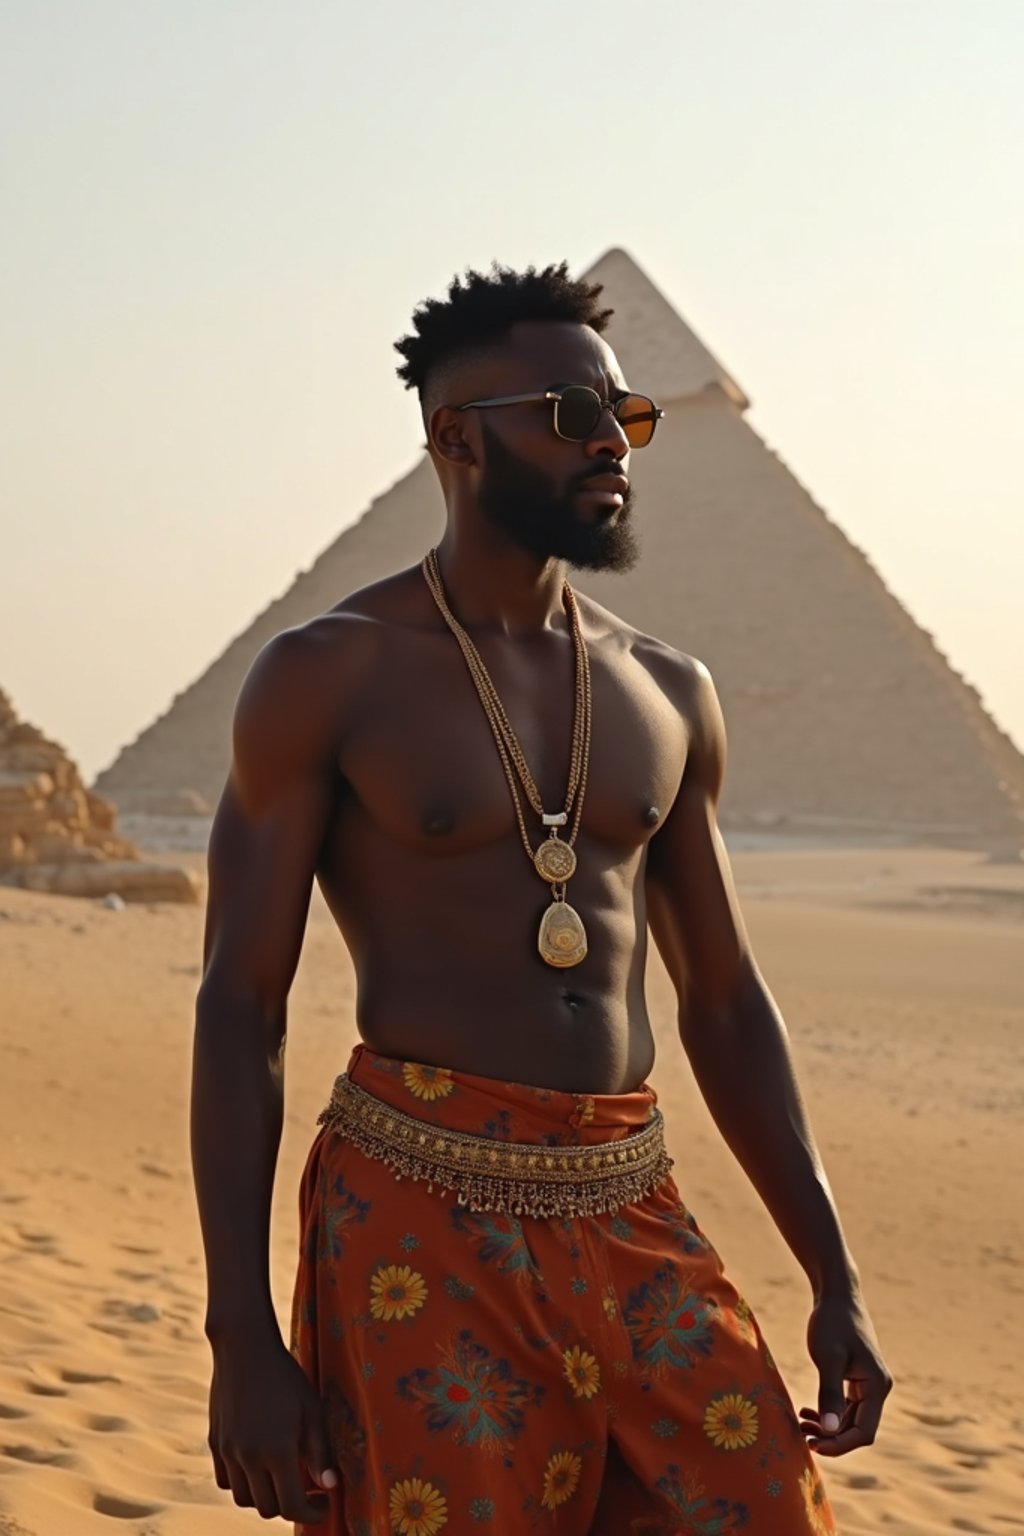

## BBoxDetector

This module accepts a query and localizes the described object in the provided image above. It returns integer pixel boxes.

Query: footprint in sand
[0,1406,28,1421]
[2,1442,76,1468]
[92,1493,165,1520]
[9,1232,61,1262]
[60,1369,121,1386]
[906,1409,975,1428]
[24,1380,67,1398]
[100,1299,162,1325]
[937,1439,998,1459]
[84,1413,132,1433]
[139,1163,174,1180]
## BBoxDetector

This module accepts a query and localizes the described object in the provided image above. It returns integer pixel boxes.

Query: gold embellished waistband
[316,1074,673,1220]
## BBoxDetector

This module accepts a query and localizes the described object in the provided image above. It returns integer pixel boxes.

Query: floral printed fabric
[290,1045,837,1535]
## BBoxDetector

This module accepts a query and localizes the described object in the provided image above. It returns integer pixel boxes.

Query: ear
[428,405,477,468]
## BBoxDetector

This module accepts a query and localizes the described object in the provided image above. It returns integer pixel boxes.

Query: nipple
[424,809,455,836]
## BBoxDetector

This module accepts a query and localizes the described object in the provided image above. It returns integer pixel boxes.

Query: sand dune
[1,845,1022,1534]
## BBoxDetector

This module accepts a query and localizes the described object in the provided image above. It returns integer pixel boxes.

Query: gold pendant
[538,899,588,968]
[533,834,577,883]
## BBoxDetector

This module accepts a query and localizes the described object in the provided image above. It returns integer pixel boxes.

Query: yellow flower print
[562,1345,601,1399]
[402,1062,454,1100]
[389,1476,447,1535]
[541,1450,582,1510]
[370,1264,428,1322]
[602,1290,618,1321]
[733,1296,757,1344]
[799,1467,834,1536]
[703,1392,759,1450]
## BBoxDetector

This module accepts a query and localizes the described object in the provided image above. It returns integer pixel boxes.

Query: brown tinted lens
[555,386,603,440]
[616,394,658,447]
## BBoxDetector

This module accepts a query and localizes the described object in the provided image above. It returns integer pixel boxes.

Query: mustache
[577,464,629,491]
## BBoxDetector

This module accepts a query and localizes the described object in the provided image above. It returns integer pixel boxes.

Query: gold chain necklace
[421,547,592,968]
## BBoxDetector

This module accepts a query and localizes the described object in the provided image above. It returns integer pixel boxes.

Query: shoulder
[230,609,378,811]
[577,594,726,797]
[575,592,719,719]
[236,609,374,726]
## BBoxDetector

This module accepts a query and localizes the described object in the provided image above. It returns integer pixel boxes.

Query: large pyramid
[94,249,1024,844]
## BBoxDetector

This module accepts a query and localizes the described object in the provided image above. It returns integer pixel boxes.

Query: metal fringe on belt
[316,1074,674,1220]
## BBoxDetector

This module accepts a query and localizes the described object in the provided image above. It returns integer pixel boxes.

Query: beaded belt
[317,1074,674,1220]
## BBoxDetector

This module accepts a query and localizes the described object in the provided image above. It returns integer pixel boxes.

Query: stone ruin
[0,688,199,903]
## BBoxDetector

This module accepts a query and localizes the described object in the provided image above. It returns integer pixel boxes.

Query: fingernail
[822,1413,840,1433]
[321,1470,338,1489]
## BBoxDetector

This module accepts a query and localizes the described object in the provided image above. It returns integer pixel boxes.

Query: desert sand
[1,842,1022,1535]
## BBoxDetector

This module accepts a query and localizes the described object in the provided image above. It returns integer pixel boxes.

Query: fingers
[299,1397,339,1494]
[269,1458,329,1525]
[799,1371,892,1457]
[212,1442,330,1523]
[209,1441,230,1491]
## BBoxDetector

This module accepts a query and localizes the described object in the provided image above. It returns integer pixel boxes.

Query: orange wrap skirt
[290,1046,837,1534]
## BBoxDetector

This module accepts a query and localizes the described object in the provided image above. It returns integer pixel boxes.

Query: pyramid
[94,249,1024,844]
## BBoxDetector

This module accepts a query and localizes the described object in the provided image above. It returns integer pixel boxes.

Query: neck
[432,526,569,637]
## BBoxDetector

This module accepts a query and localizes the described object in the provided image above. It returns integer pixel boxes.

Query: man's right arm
[190,622,347,1521]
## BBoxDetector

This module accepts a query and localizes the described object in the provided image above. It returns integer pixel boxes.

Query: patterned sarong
[290,1045,837,1534]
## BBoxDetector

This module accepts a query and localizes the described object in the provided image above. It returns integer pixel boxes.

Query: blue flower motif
[651,1417,678,1438]
[570,1276,588,1295]
[470,1496,495,1520]
[623,1264,716,1376]
[398,1330,545,1452]
[609,1215,634,1241]
[361,1361,375,1379]
[444,1274,476,1300]
[766,1479,783,1497]
[398,1232,421,1251]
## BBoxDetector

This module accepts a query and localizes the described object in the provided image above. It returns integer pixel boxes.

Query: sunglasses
[455,385,664,448]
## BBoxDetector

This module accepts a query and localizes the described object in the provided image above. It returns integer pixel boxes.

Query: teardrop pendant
[538,899,588,968]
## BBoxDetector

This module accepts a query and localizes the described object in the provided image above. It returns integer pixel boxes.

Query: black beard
[476,421,640,574]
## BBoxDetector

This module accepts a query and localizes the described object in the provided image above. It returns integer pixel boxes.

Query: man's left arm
[644,655,893,1457]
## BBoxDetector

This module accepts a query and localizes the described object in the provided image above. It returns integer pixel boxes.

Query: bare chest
[337,631,688,856]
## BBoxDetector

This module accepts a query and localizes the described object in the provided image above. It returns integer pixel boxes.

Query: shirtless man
[191,262,891,1533]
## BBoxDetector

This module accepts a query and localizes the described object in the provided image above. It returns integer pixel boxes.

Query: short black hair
[394,261,613,402]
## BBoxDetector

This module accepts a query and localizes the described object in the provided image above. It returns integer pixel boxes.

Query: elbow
[678,955,769,1051]
[194,970,287,1055]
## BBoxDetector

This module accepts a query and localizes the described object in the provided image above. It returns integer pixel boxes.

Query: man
[192,262,891,1534]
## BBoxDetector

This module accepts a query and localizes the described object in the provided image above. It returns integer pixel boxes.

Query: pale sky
[2,0,1022,782]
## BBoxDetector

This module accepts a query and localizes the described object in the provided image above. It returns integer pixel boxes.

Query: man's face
[463,322,642,574]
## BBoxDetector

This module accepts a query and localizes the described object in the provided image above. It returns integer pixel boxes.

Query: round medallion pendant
[538,900,588,968]
[534,837,577,883]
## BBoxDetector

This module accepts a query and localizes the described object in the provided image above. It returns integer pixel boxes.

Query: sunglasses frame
[455,386,664,447]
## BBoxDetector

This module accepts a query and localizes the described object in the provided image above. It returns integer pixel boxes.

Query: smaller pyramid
[0,689,199,902]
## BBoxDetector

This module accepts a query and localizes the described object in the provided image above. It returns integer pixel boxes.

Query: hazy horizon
[2,1,1022,784]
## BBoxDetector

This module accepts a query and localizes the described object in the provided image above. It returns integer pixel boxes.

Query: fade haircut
[394,261,614,412]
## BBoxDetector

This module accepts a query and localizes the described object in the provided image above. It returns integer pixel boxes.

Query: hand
[799,1293,893,1456]
[207,1332,338,1523]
